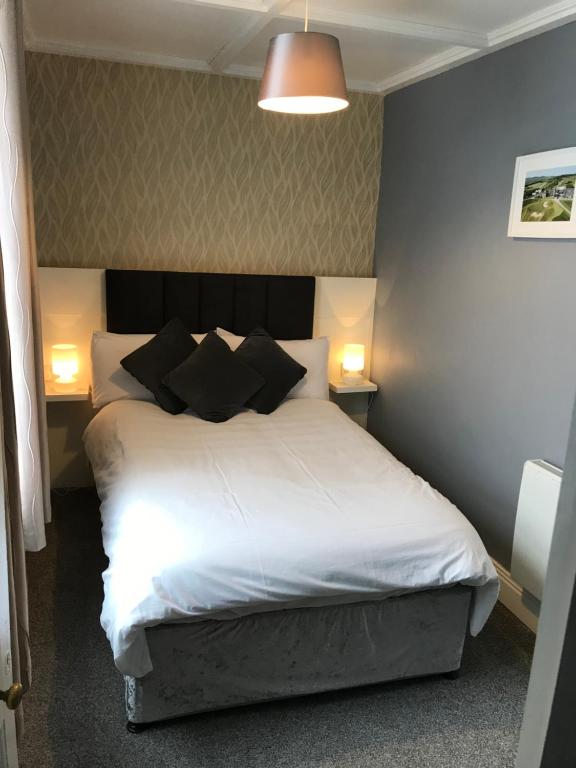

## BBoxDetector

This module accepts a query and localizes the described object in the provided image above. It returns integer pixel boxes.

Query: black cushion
[235,327,307,414]
[163,332,265,423]
[120,318,197,414]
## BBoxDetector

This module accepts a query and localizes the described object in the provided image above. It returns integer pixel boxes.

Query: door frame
[516,394,576,767]
[0,395,18,766]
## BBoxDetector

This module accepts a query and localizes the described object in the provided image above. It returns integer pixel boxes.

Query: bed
[83,269,499,729]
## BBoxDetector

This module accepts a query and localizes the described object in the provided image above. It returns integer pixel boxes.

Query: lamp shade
[51,343,79,385]
[342,344,365,375]
[258,32,349,115]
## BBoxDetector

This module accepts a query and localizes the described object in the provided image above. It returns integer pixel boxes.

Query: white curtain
[0,0,50,552]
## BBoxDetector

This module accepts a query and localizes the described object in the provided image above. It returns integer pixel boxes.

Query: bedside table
[44,383,93,488]
[329,380,377,395]
[45,383,90,402]
[329,380,377,428]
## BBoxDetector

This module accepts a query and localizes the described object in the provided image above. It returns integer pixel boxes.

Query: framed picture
[508,147,576,238]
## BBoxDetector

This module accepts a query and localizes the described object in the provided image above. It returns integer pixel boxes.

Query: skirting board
[493,559,539,633]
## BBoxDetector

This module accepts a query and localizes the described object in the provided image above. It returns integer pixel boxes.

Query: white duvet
[84,398,499,678]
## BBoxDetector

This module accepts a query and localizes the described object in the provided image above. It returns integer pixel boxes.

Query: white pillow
[90,331,205,409]
[216,328,329,401]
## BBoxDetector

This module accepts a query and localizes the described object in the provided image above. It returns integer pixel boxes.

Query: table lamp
[51,343,79,392]
[342,344,365,384]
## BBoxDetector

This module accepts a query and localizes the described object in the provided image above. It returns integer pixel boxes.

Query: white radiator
[511,459,562,601]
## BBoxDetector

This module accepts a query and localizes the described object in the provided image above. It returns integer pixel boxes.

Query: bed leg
[443,668,461,680]
[126,720,149,734]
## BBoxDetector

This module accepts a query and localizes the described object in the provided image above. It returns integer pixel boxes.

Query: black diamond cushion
[163,331,265,423]
[120,318,197,414]
[235,327,307,414]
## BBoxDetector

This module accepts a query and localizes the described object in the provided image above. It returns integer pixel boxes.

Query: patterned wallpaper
[25,53,383,277]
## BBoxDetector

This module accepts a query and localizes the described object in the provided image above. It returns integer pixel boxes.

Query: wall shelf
[45,384,90,403]
[329,380,377,394]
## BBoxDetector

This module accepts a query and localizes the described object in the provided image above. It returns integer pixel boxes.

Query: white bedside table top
[329,379,378,394]
[45,383,90,402]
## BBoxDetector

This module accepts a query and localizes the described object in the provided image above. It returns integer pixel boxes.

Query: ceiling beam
[25,0,576,99]
[376,0,576,94]
[173,0,269,12]
[487,0,576,48]
[174,0,489,49]
[376,46,483,95]
[208,0,291,73]
[25,35,214,74]
[279,8,490,49]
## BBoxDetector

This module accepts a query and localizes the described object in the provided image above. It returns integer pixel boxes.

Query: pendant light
[258,0,349,115]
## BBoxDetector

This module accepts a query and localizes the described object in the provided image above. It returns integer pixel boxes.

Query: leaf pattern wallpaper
[26,53,383,277]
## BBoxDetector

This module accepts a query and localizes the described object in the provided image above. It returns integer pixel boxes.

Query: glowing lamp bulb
[342,344,365,383]
[51,344,79,390]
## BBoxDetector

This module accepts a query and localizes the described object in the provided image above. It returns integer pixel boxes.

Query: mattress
[83,398,499,678]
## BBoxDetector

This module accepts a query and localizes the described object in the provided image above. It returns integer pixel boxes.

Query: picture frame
[508,147,576,238]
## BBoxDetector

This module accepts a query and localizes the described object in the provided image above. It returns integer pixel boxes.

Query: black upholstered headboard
[105,270,316,340]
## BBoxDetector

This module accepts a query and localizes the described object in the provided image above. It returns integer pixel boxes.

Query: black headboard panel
[105,270,316,339]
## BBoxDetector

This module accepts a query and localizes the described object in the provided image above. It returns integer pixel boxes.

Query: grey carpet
[19,488,534,768]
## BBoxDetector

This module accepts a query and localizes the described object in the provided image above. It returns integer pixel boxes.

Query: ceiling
[23,0,576,94]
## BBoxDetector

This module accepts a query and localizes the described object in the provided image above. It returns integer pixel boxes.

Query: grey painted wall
[368,22,576,567]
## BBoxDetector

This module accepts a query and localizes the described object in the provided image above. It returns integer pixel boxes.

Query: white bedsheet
[84,398,499,678]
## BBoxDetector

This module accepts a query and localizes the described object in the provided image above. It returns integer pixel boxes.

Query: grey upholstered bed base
[125,585,472,726]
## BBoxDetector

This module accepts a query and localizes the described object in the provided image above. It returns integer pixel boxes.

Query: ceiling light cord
[304,0,309,32]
